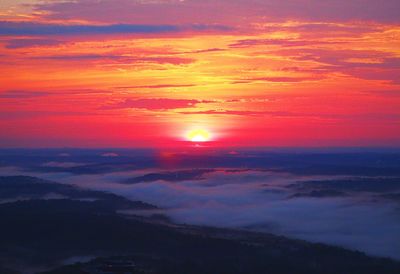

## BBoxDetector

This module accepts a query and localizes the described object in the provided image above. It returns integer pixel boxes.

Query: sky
[0,0,400,147]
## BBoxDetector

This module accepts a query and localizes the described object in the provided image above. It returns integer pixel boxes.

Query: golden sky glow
[186,129,211,142]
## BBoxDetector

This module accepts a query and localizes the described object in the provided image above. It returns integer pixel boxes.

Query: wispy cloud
[33,0,400,24]
[102,98,213,110]
[0,90,51,98]
[234,76,324,84]
[30,54,195,65]
[4,38,63,49]
[0,21,233,36]
[229,38,342,48]
[115,84,197,89]
[178,110,298,117]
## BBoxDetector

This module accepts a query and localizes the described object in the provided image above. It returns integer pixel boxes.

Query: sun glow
[186,129,211,142]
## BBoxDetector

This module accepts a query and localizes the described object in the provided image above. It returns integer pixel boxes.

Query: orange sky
[1,0,400,147]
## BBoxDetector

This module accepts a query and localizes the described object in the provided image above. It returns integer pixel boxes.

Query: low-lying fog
[1,149,399,260]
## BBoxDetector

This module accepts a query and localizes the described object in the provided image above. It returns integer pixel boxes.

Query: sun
[186,129,211,142]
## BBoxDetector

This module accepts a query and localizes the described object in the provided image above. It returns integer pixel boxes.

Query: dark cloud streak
[0,21,233,36]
